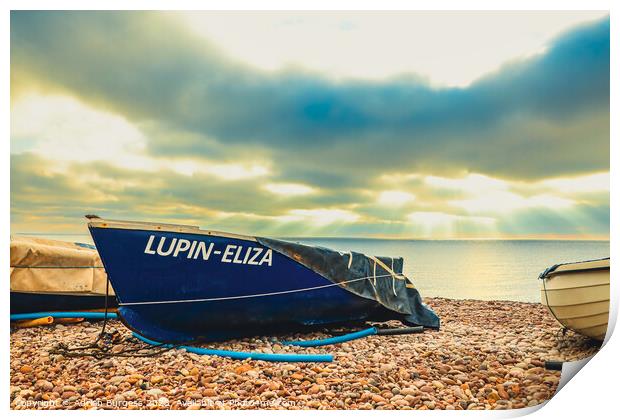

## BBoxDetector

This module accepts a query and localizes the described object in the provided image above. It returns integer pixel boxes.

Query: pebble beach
[10,298,601,410]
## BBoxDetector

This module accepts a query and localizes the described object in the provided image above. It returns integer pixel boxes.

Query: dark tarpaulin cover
[257,237,440,329]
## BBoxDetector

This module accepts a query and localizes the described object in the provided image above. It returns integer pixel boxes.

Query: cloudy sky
[10,11,609,239]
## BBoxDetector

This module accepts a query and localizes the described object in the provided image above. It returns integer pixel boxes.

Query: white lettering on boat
[248,247,262,265]
[143,235,273,266]
[259,249,273,266]
[173,239,191,257]
[187,240,197,259]
[233,246,244,264]
[144,235,156,254]
[157,237,177,256]
[221,244,236,263]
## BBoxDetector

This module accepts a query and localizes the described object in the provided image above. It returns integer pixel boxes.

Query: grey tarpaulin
[257,237,440,329]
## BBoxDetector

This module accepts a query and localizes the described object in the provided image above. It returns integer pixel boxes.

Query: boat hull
[540,258,610,341]
[89,222,399,343]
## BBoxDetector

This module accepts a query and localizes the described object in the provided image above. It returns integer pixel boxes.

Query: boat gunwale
[88,218,257,242]
[540,257,610,279]
[544,266,610,279]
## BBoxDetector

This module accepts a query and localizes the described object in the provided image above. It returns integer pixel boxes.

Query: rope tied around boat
[42,270,425,362]
[51,332,184,359]
[120,272,408,306]
[48,277,186,359]
[42,276,333,362]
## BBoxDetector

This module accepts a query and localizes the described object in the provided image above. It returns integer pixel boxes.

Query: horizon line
[12,231,610,242]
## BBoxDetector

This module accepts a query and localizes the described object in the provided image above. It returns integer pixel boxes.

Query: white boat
[540,258,610,341]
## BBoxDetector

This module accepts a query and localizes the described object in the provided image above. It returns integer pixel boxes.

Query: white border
[3,1,616,418]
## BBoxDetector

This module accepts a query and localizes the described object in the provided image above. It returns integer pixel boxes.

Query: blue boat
[87,217,439,343]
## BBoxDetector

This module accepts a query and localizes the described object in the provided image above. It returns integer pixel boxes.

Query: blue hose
[280,327,378,347]
[132,332,333,363]
[10,312,376,363]
[10,311,118,321]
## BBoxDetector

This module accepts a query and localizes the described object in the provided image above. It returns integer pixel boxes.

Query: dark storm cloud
[11,12,609,186]
[10,153,361,222]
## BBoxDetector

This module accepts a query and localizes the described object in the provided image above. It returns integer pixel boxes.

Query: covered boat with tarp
[10,236,116,314]
[87,216,439,343]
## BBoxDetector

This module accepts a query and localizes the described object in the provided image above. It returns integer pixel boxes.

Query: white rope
[120,272,404,306]
[391,257,397,296]
[371,260,376,286]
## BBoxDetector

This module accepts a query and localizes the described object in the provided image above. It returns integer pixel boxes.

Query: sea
[290,239,610,303]
[23,233,609,303]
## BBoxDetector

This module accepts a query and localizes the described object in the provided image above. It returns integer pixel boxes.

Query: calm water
[21,233,609,303]
[290,239,610,302]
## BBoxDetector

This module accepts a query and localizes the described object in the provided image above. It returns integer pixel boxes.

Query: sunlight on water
[293,239,610,302]
[19,233,609,303]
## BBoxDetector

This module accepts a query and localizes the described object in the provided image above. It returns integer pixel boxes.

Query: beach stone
[308,385,320,394]
[150,375,164,384]
[61,391,76,399]
[235,364,252,374]
[455,374,469,383]
[452,386,465,400]
[34,380,54,392]
[110,376,125,385]
[380,363,397,372]
[187,391,203,400]
[126,374,143,384]
[19,365,33,374]
[494,400,512,410]
[400,387,417,396]
[9,299,597,411]
[497,384,509,400]
[371,394,386,403]
[203,389,217,397]
[261,391,277,399]
[424,401,436,409]
[487,391,500,402]
[123,391,137,400]
[432,381,445,389]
